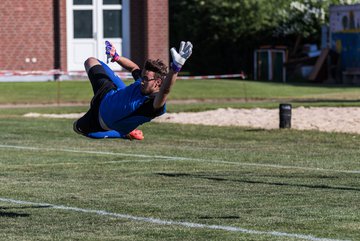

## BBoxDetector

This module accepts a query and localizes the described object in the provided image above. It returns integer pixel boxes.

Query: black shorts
[73,65,116,135]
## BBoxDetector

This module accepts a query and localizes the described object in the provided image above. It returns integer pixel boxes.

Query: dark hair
[144,59,168,81]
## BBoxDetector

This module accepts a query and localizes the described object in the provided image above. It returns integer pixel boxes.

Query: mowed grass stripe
[0,197,350,241]
[0,144,359,174]
[0,159,155,167]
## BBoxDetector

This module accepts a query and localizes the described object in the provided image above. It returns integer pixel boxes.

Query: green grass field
[1,80,360,111]
[0,80,359,240]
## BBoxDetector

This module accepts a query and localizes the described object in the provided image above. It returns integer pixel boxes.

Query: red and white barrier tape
[0,70,246,80]
[177,73,245,80]
[0,70,61,76]
[0,70,132,78]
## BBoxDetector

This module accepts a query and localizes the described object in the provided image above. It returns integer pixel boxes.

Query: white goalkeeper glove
[170,41,193,72]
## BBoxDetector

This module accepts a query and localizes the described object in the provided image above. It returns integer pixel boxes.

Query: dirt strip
[23,107,360,135]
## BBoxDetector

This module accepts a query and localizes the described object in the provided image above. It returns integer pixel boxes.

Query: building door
[66,0,130,71]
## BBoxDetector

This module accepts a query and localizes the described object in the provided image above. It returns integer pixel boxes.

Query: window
[103,10,122,38]
[103,0,121,4]
[73,0,92,5]
[74,10,93,38]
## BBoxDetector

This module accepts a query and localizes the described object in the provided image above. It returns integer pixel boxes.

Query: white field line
[0,197,350,241]
[0,144,359,174]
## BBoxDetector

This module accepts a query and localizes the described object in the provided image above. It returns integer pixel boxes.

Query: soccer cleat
[126,129,144,140]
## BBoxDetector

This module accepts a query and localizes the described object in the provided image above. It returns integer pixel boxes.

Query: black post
[279,103,292,128]
[53,0,61,80]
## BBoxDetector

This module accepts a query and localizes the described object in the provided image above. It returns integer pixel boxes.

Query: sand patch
[154,107,360,134]
[23,107,360,134]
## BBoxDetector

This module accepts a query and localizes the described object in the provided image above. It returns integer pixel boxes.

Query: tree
[169,0,360,75]
[279,0,360,35]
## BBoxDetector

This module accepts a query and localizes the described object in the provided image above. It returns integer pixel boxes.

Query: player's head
[140,59,168,95]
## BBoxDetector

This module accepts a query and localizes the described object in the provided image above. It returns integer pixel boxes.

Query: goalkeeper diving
[73,41,193,140]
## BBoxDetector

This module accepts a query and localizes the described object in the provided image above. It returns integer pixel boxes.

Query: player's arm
[153,70,178,109]
[105,41,139,72]
[153,41,193,109]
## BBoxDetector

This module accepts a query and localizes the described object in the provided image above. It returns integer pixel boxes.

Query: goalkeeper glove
[105,41,120,62]
[170,41,193,72]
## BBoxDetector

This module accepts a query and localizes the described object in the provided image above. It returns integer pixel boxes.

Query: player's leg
[73,58,116,136]
[87,129,143,140]
[87,130,125,139]
[73,110,94,136]
[98,59,127,90]
[84,57,111,95]
[84,57,101,73]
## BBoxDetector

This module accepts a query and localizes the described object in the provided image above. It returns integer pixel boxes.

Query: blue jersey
[99,66,166,136]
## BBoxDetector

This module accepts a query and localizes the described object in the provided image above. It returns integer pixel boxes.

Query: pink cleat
[126,129,144,140]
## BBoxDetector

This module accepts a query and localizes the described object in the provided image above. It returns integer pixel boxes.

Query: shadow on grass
[0,211,30,218]
[291,99,360,103]
[198,215,240,219]
[244,128,267,132]
[0,205,51,218]
[156,173,360,192]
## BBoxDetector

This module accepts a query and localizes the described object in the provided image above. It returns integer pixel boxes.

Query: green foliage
[275,0,360,38]
[170,0,288,75]
[172,0,284,42]
[170,0,360,75]
[275,1,326,39]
